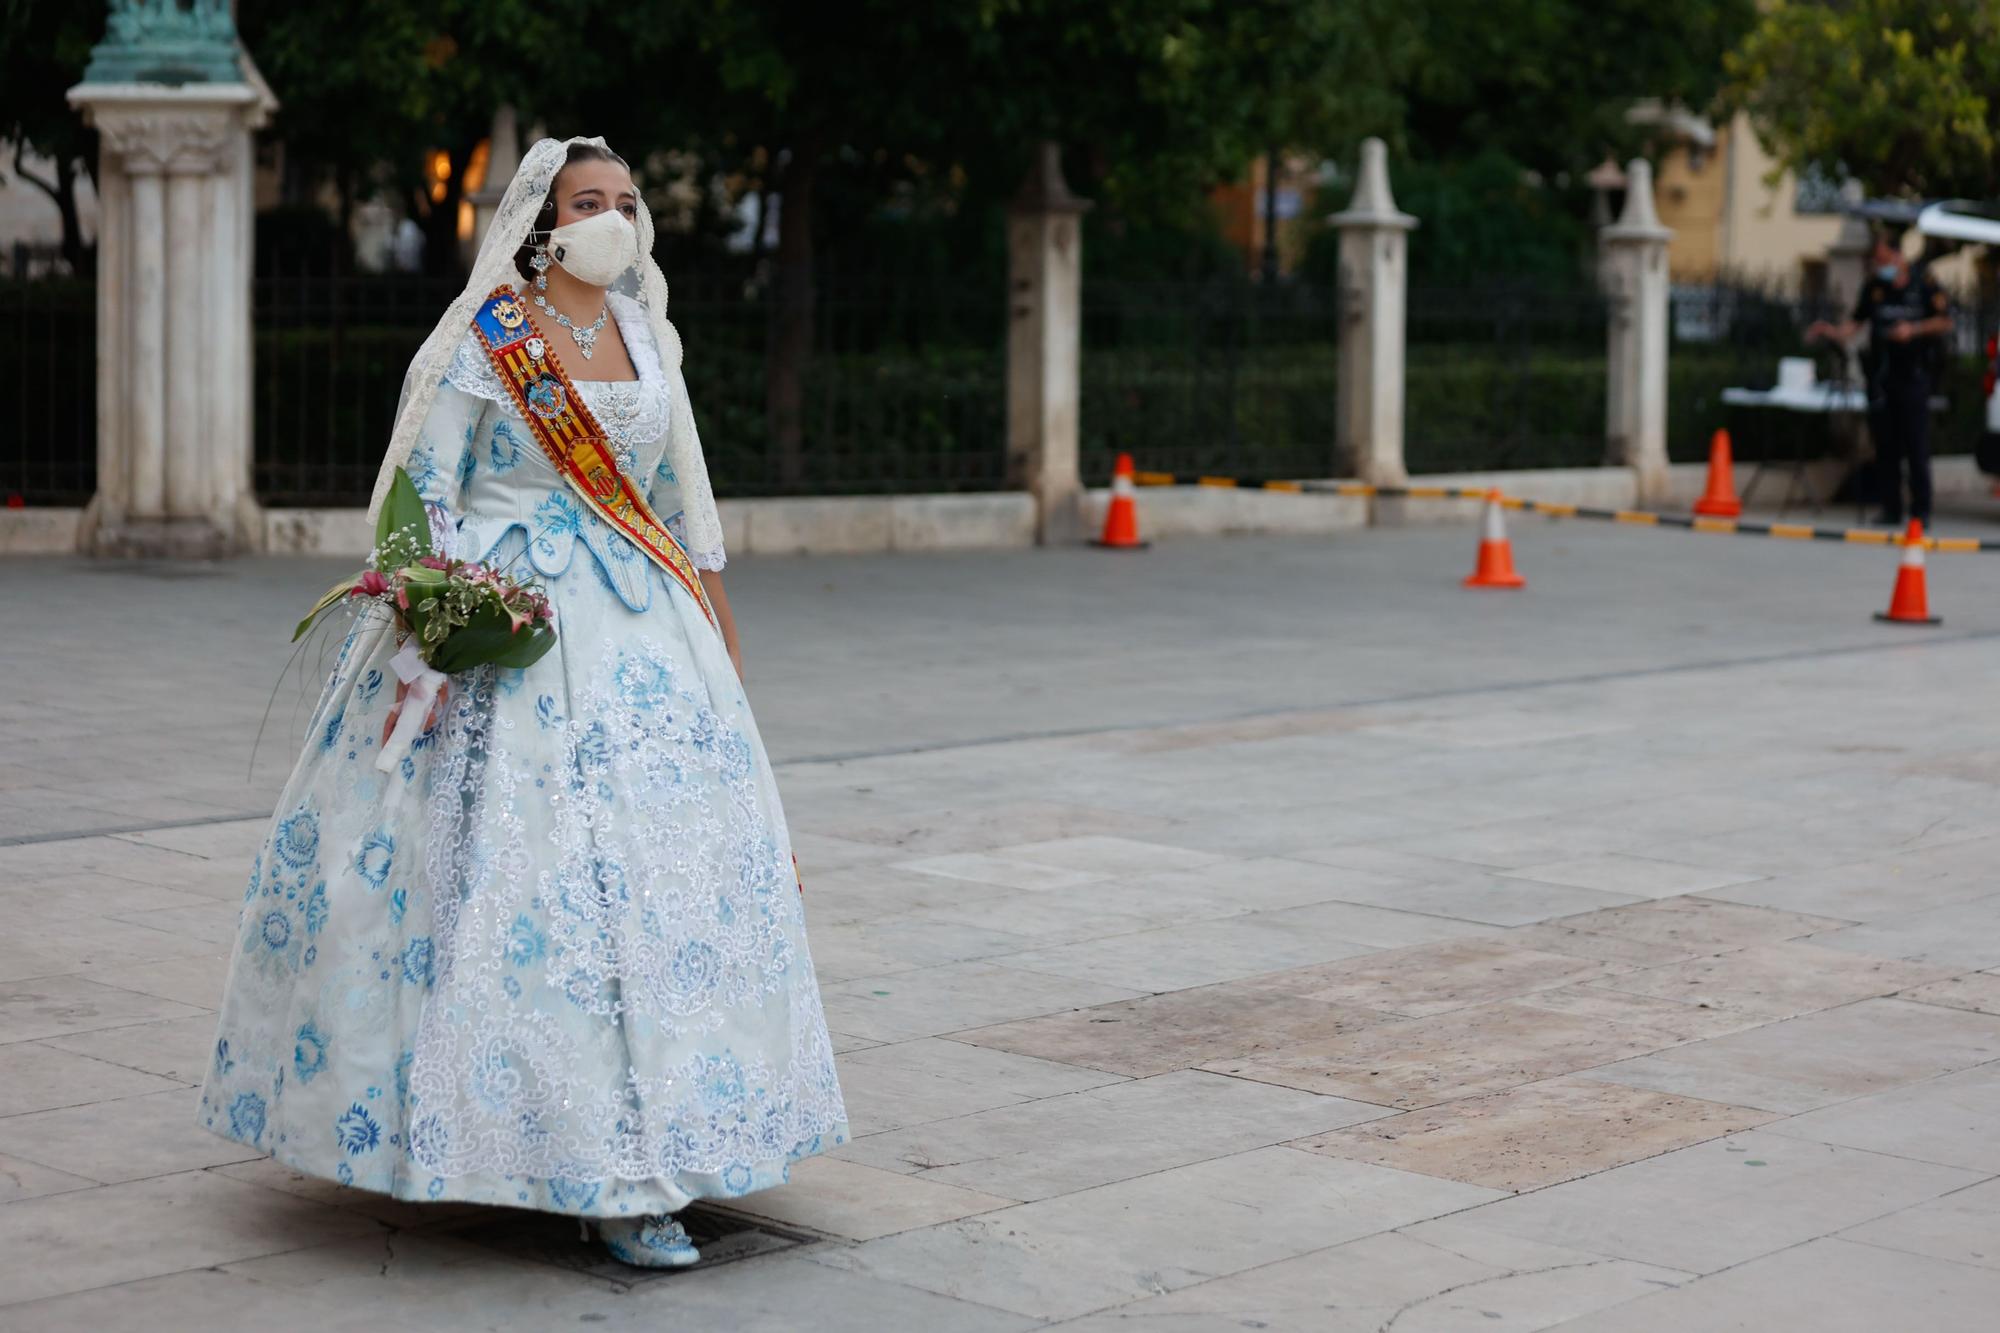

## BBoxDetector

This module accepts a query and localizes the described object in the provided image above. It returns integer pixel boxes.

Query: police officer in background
[1808,228,1954,527]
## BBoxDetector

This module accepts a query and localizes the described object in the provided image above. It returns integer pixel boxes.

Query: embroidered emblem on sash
[524,374,566,419]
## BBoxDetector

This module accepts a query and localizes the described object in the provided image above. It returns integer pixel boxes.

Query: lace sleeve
[403,380,485,557]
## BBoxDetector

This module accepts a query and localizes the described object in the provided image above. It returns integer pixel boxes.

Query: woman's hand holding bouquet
[293,467,556,772]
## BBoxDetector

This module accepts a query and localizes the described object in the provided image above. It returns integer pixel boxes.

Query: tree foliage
[0,0,105,270]
[240,0,592,272]
[1724,0,2000,200]
[1402,0,1756,184]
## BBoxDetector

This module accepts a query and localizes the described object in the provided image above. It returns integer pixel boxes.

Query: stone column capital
[90,108,233,175]
[1330,139,1417,234]
[69,83,271,176]
[1601,158,1672,248]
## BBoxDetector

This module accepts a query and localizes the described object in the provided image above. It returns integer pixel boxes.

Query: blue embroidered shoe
[597,1215,700,1269]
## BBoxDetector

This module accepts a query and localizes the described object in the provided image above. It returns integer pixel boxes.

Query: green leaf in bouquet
[488,625,557,670]
[375,466,433,559]
[426,600,557,674]
[293,577,361,641]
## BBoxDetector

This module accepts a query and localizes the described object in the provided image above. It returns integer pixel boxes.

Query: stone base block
[1081,485,1368,541]
[91,517,239,559]
[735,497,895,556]
[0,508,84,554]
[264,508,375,556]
[890,493,1038,550]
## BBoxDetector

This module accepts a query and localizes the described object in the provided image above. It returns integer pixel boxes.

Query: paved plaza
[6,514,2000,1329]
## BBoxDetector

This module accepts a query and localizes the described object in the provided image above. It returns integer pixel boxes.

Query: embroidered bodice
[408,290,724,612]
[442,293,674,476]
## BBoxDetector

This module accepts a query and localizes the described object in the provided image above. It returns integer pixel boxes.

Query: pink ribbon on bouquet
[375,640,448,773]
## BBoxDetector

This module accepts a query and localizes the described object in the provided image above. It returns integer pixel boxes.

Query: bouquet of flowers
[293,467,556,771]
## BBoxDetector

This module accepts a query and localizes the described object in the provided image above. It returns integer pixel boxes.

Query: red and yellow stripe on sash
[470,287,715,626]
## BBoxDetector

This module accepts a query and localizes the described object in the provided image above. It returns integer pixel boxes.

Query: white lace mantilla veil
[365,135,725,566]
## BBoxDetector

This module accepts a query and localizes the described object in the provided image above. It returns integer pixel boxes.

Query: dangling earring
[530,242,551,291]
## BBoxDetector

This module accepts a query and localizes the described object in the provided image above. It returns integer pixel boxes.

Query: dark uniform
[1854,269,1951,525]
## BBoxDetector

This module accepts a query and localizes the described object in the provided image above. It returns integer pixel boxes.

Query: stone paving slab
[1542,1236,2000,1331]
[1899,971,2000,1016]
[9,526,2000,1327]
[834,1035,1128,1135]
[1590,998,2000,1114]
[1838,1176,2000,1272]
[1765,1062,2000,1172]
[1048,1226,1691,1332]
[958,984,1398,1079]
[835,1069,1392,1200]
[1200,985,1754,1109]
[1438,1129,1982,1275]
[1233,938,1621,1017]
[1591,939,1956,1019]
[809,1145,1501,1321]
[1293,1076,1779,1192]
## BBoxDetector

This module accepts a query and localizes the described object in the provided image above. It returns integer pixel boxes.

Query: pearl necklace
[532,291,610,359]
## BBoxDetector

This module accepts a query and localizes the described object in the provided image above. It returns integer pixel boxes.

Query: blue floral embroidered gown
[201,293,849,1216]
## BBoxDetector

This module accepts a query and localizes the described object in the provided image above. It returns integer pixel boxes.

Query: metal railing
[0,279,96,505]
[671,273,1007,497]
[249,270,1009,506]
[1405,284,1609,475]
[1081,278,1341,485]
[253,273,464,506]
[13,268,1988,515]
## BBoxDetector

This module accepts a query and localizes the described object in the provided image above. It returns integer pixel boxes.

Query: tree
[240,0,594,275]
[0,0,105,273]
[632,0,1410,485]
[1402,0,1756,184]
[1724,0,2000,201]
[973,0,1410,220]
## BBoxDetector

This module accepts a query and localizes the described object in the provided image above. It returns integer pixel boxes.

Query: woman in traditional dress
[200,136,849,1268]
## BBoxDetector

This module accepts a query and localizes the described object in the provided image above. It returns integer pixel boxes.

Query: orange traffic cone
[1093,452,1148,549]
[1875,520,1941,625]
[1693,428,1743,518]
[1463,489,1526,589]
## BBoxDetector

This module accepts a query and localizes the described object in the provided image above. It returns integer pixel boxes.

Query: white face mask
[545,211,638,287]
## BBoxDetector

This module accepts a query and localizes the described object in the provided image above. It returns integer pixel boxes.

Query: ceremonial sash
[470,287,715,626]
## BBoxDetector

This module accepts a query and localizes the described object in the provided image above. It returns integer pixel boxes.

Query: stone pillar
[69,78,276,557]
[127,165,168,519]
[1825,210,1872,315]
[1600,158,1673,505]
[1006,142,1090,545]
[467,104,522,261]
[1331,138,1417,488]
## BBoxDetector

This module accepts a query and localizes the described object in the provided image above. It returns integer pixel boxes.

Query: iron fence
[670,273,1006,497]
[253,273,465,506]
[1080,278,1341,485]
[13,267,1992,516]
[249,270,1008,506]
[1404,285,1609,475]
[0,279,96,505]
